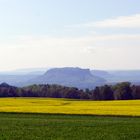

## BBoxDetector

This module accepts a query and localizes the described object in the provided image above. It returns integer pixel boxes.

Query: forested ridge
[0,82,140,100]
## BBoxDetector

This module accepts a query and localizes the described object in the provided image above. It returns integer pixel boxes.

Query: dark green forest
[0,82,140,100]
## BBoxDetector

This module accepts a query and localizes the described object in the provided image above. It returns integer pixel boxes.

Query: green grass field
[0,98,140,140]
[0,113,139,140]
[0,98,140,116]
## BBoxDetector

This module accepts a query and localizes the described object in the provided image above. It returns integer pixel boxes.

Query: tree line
[0,82,140,100]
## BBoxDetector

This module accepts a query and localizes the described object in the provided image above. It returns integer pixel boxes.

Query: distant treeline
[0,82,140,100]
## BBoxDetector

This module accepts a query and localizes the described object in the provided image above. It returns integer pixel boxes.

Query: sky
[0,0,140,71]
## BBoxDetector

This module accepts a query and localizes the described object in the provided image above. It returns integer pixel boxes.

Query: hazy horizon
[1,66,140,74]
[0,0,140,71]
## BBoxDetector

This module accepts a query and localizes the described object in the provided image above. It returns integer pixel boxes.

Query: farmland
[0,98,139,116]
[0,98,139,140]
[0,113,139,140]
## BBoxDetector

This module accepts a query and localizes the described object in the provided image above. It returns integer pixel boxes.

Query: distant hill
[0,75,39,87]
[27,67,106,89]
[1,67,140,88]
[0,68,48,86]
[91,70,111,78]
[91,70,140,84]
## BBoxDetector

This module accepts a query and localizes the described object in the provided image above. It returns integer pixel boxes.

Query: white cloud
[67,14,140,28]
[0,34,140,71]
[1,34,140,48]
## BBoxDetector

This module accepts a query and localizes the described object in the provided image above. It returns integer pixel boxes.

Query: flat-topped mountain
[1,68,140,88]
[28,67,106,89]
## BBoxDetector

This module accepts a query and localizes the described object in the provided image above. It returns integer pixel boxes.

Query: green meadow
[0,113,139,140]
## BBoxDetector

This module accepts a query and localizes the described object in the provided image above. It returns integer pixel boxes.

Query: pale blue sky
[0,0,139,36]
[0,0,140,70]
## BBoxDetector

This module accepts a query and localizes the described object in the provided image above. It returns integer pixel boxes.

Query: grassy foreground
[0,98,139,116]
[0,113,139,140]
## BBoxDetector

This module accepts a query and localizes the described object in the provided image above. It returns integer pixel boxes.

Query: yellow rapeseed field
[0,98,139,116]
